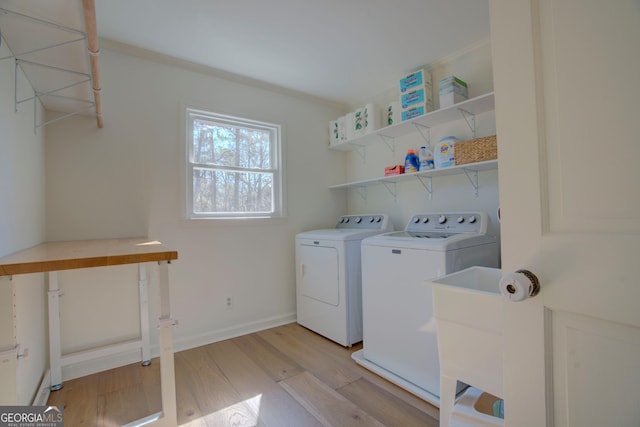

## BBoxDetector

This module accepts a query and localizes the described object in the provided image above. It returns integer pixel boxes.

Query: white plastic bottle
[419,145,434,170]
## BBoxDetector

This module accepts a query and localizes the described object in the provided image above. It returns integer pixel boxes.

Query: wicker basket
[454,135,498,165]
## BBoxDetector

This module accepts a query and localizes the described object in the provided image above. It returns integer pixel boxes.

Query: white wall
[342,40,501,243]
[44,43,347,379]
[0,37,48,405]
[0,43,46,256]
[1,34,497,387]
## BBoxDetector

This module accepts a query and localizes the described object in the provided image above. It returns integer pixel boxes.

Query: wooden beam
[82,0,103,128]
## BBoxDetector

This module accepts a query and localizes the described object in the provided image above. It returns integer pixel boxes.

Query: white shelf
[328,160,498,190]
[328,92,495,152]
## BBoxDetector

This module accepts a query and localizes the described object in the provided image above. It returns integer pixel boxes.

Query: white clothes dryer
[295,214,392,347]
[352,212,499,406]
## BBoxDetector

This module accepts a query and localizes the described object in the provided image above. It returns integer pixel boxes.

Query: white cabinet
[329,92,497,199]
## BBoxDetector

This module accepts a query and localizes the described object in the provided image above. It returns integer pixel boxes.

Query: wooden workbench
[0,238,179,427]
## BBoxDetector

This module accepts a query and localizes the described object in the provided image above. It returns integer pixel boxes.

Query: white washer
[352,212,499,406]
[296,214,392,347]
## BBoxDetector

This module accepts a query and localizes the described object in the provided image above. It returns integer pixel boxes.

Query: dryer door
[297,243,339,306]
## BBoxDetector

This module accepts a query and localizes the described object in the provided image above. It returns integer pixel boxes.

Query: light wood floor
[48,322,439,426]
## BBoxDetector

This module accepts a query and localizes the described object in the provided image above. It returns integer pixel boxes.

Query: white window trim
[184,107,285,220]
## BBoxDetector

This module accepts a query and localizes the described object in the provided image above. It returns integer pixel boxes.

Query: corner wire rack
[0,7,99,133]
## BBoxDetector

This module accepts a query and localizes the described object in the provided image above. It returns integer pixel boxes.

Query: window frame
[185,107,284,220]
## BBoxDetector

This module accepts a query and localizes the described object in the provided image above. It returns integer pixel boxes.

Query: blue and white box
[401,105,428,122]
[399,68,432,94]
[401,87,434,110]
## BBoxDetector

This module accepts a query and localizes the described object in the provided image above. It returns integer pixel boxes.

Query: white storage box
[440,91,468,108]
[439,75,469,108]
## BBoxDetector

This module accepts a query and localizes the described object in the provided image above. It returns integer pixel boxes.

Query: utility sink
[429,266,504,334]
[426,266,505,414]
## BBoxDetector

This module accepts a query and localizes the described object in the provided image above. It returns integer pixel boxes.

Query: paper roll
[364,103,381,134]
[345,112,356,140]
[499,270,540,302]
[329,119,340,146]
[354,107,365,137]
[338,116,346,142]
[386,101,401,126]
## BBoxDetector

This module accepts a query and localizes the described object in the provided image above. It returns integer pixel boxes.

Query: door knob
[499,269,540,301]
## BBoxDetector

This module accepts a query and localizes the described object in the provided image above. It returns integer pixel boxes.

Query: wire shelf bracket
[0,5,102,131]
[416,175,434,200]
[462,168,480,197]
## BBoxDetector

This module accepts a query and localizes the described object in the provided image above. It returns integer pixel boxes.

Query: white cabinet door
[361,244,444,396]
[297,244,340,306]
[490,0,640,425]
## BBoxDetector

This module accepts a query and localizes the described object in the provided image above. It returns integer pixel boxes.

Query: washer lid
[297,228,390,241]
[362,230,497,250]
[296,214,393,241]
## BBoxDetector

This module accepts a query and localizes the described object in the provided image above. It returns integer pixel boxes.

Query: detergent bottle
[419,145,434,170]
[434,136,458,168]
[404,149,419,173]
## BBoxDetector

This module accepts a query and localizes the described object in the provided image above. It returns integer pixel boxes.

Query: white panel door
[490,0,640,426]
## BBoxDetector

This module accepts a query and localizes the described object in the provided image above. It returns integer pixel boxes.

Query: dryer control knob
[413,217,421,223]
[457,216,465,223]
[369,217,375,223]
[355,217,362,223]
[468,215,477,224]
[422,217,429,223]
[438,215,447,224]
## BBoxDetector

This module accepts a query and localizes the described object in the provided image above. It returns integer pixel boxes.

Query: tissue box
[384,165,404,176]
[439,76,468,108]
[401,104,433,121]
[399,68,432,94]
[440,92,468,108]
[400,87,434,110]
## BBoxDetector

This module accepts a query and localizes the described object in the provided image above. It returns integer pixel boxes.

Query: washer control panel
[336,214,390,230]
[405,212,487,234]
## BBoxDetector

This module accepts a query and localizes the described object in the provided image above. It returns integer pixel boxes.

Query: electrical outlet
[225,296,233,309]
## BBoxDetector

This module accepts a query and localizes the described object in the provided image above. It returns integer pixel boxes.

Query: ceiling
[0,0,490,119]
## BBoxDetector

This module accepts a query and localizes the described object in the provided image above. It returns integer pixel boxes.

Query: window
[186,108,283,219]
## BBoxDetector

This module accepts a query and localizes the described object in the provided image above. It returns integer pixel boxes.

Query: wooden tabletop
[0,238,178,276]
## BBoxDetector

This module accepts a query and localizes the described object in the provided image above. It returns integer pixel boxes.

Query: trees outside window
[186,109,283,218]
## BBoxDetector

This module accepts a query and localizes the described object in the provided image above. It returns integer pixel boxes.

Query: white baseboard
[173,312,297,352]
[32,370,50,406]
[59,312,296,383]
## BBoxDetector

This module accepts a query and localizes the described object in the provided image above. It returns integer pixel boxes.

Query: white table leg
[138,264,151,366]
[439,375,458,427]
[154,260,177,426]
[47,271,63,391]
